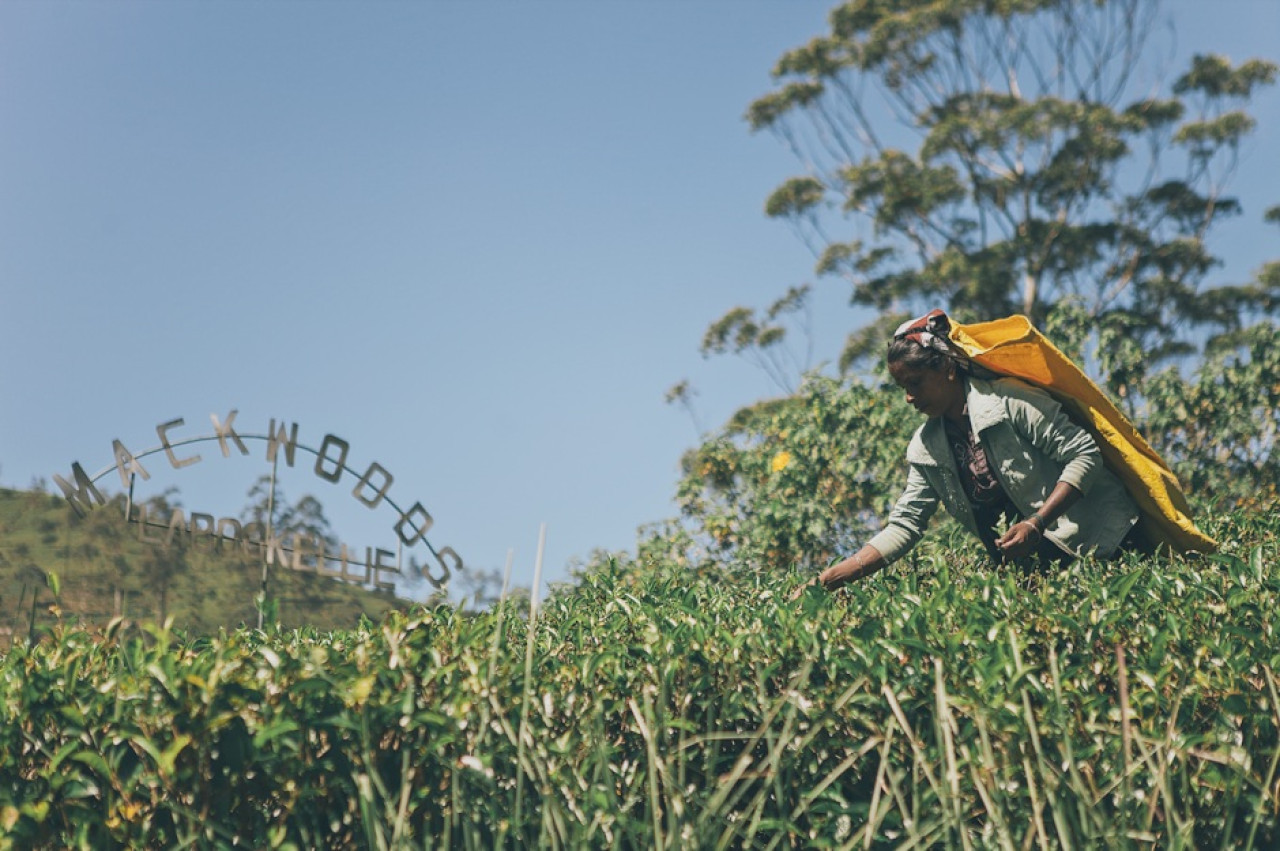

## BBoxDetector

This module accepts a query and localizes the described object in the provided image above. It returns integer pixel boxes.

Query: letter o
[353,462,394,509]
[315,434,350,483]
[394,502,434,546]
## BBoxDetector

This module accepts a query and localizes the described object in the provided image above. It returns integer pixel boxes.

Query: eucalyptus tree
[731,0,1276,390]
[241,475,338,551]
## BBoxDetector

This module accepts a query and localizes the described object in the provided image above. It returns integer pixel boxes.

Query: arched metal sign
[54,409,463,597]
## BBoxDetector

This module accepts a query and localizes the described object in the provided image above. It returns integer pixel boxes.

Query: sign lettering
[58,410,464,593]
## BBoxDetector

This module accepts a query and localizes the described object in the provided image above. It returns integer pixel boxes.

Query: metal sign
[54,409,463,596]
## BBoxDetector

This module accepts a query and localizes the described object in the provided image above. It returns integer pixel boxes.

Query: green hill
[0,487,420,640]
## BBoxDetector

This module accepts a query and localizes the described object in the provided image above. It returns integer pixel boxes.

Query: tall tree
[241,475,337,551]
[736,0,1276,389]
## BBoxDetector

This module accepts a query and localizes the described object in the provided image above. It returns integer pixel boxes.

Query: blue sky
[2,1,1277,602]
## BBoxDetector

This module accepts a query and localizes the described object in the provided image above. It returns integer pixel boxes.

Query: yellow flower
[771,450,792,472]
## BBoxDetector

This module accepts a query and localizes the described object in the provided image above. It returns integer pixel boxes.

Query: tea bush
[2,505,1277,848]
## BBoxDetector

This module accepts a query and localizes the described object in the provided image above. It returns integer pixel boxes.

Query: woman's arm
[795,447,936,598]
[990,380,1100,558]
[1000,379,1103,495]
[818,544,887,590]
[792,543,889,599]
[994,479,1082,559]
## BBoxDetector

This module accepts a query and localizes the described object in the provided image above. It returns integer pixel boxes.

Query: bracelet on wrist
[1026,512,1045,532]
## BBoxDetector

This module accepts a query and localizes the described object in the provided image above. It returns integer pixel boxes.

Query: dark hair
[887,337,953,372]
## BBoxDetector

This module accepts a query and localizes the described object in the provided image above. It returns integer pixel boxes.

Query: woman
[811,311,1142,592]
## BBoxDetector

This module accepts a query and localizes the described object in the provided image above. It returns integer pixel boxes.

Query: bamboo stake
[514,524,547,839]
[1116,643,1132,780]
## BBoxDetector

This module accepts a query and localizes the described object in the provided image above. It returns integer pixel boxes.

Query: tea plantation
[1,504,1276,848]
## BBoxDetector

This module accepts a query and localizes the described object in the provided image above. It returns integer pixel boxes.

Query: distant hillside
[0,487,421,641]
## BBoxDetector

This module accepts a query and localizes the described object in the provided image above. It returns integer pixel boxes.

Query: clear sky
[2,1,1277,603]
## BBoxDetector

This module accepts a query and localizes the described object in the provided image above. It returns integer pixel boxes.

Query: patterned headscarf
[892,308,953,356]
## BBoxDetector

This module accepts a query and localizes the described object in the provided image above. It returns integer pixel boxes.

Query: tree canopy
[730,0,1276,381]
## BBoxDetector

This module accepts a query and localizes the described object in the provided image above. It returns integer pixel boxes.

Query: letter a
[112,439,151,489]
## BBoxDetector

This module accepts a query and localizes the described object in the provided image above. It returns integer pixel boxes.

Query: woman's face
[889,360,965,420]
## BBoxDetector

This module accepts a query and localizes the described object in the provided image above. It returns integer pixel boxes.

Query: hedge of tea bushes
[1,519,1278,849]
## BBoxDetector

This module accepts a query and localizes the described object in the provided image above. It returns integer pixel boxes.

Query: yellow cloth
[947,314,1216,553]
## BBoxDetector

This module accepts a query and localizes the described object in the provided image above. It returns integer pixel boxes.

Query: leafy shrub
[1,507,1277,848]
[1143,321,1280,506]
[669,374,920,572]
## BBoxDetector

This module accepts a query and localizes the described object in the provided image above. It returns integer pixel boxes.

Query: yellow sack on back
[946,314,1216,553]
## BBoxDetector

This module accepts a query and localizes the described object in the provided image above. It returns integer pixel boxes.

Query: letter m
[53,462,106,517]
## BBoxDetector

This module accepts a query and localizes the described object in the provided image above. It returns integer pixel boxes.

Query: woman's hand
[996,518,1042,559]
[790,561,854,600]
[791,546,886,599]
[998,483,1081,561]
[790,577,820,600]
